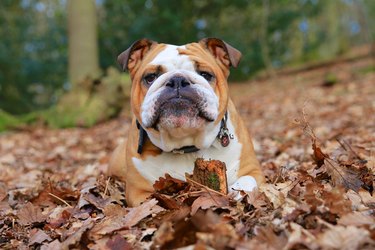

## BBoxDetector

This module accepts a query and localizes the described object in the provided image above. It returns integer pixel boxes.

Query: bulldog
[108,38,264,206]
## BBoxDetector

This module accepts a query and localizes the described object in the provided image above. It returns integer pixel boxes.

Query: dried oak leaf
[153,174,188,195]
[196,223,238,249]
[106,234,132,250]
[40,240,62,250]
[60,219,94,250]
[0,182,7,201]
[324,158,363,192]
[80,192,112,210]
[254,226,287,250]
[312,140,329,168]
[338,211,375,226]
[91,199,164,236]
[317,225,374,250]
[284,222,319,250]
[190,191,229,215]
[17,202,46,226]
[28,229,52,246]
[152,193,181,210]
[321,187,352,216]
[152,221,175,248]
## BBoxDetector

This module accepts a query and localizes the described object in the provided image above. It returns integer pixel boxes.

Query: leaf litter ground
[0,57,374,249]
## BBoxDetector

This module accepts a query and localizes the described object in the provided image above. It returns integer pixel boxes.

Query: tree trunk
[260,0,275,77]
[68,0,100,85]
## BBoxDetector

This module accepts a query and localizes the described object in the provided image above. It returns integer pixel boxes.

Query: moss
[322,72,338,87]
[0,68,131,130]
[207,173,220,191]
[358,65,375,75]
[0,109,22,131]
[41,67,131,128]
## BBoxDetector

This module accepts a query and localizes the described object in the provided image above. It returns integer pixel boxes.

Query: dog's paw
[229,176,257,200]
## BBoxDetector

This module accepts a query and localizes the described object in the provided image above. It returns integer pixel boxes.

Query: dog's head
[118,38,241,152]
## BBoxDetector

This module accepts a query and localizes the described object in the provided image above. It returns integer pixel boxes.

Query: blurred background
[0,0,374,129]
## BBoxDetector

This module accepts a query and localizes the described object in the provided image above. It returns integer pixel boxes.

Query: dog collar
[136,112,232,154]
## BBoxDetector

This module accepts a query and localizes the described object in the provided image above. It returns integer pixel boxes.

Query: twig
[336,138,362,160]
[48,192,72,208]
[103,176,111,197]
[185,175,226,206]
[185,175,225,197]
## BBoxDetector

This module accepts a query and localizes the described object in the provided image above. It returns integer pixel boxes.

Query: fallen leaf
[321,187,352,216]
[152,221,174,248]
[312,141,329,168]
[317,225,372,250]
[324,158,363,191]
[61,219,94,249]
[284,222,319,250]
[152,193,181,210]
[254,226,287,250]
[0,182,7,201]
[91,199,164,236]
[106,234,131,250]
[191,191,229,215]
[40,240,62,250]
[338,211,375,226]
[28,229,52,246]
[17,202,46,226]
[122,198,164,228]
[153,174,188,195]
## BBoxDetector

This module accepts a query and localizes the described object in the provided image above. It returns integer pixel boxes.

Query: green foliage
[0,109,22,131]
[323,73,338,87]
[42,68,131,128]
[0,0,373,117]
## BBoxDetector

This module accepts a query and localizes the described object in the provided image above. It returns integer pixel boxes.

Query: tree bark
[260,0,275,77]
[68,0,100,85]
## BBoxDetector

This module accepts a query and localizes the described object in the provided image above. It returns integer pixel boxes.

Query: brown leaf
[28,229,52,246]
[317,225,372,250]
[122,198,164,228]
[91,199,164,236]
[338,211,375,226]
[324,158,363,192]
[61,219,94,249]
[103,203,128,218]
[191,191,229,215]
[106,234,131,250]
[321,187,352,216]
[40,240,62,250]
[152,193,180,209]
[153,174,188,195]
[196,223,238,249]
[284,222,319,250]
[255,226,287,250]
[46,208,72,229]
[0,182,7,201]
[152,221,175,248]
[80,192,112,210]
[17,202,46,226]
[312,141,329,168]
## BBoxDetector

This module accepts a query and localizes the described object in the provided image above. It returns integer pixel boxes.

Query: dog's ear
[117,39,158,71]
[199,38,242,68]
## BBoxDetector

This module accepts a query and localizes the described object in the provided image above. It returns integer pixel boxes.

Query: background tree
[0,0,373,128]
[67,0,100,85]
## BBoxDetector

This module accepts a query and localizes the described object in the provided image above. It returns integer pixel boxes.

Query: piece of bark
[190,158,228,194]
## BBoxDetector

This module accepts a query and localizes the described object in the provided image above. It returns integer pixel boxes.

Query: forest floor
[0,56,374,249]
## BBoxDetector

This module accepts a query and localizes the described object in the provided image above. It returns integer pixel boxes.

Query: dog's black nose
[166,76,190,89]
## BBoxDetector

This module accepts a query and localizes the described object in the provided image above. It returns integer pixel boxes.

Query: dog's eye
[144,73,157,85]
[199,71,214,82]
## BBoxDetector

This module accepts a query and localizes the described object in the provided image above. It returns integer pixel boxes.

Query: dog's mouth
[147,91,215,130]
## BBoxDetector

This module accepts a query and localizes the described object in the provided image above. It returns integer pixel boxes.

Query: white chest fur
[132,117,242,186]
